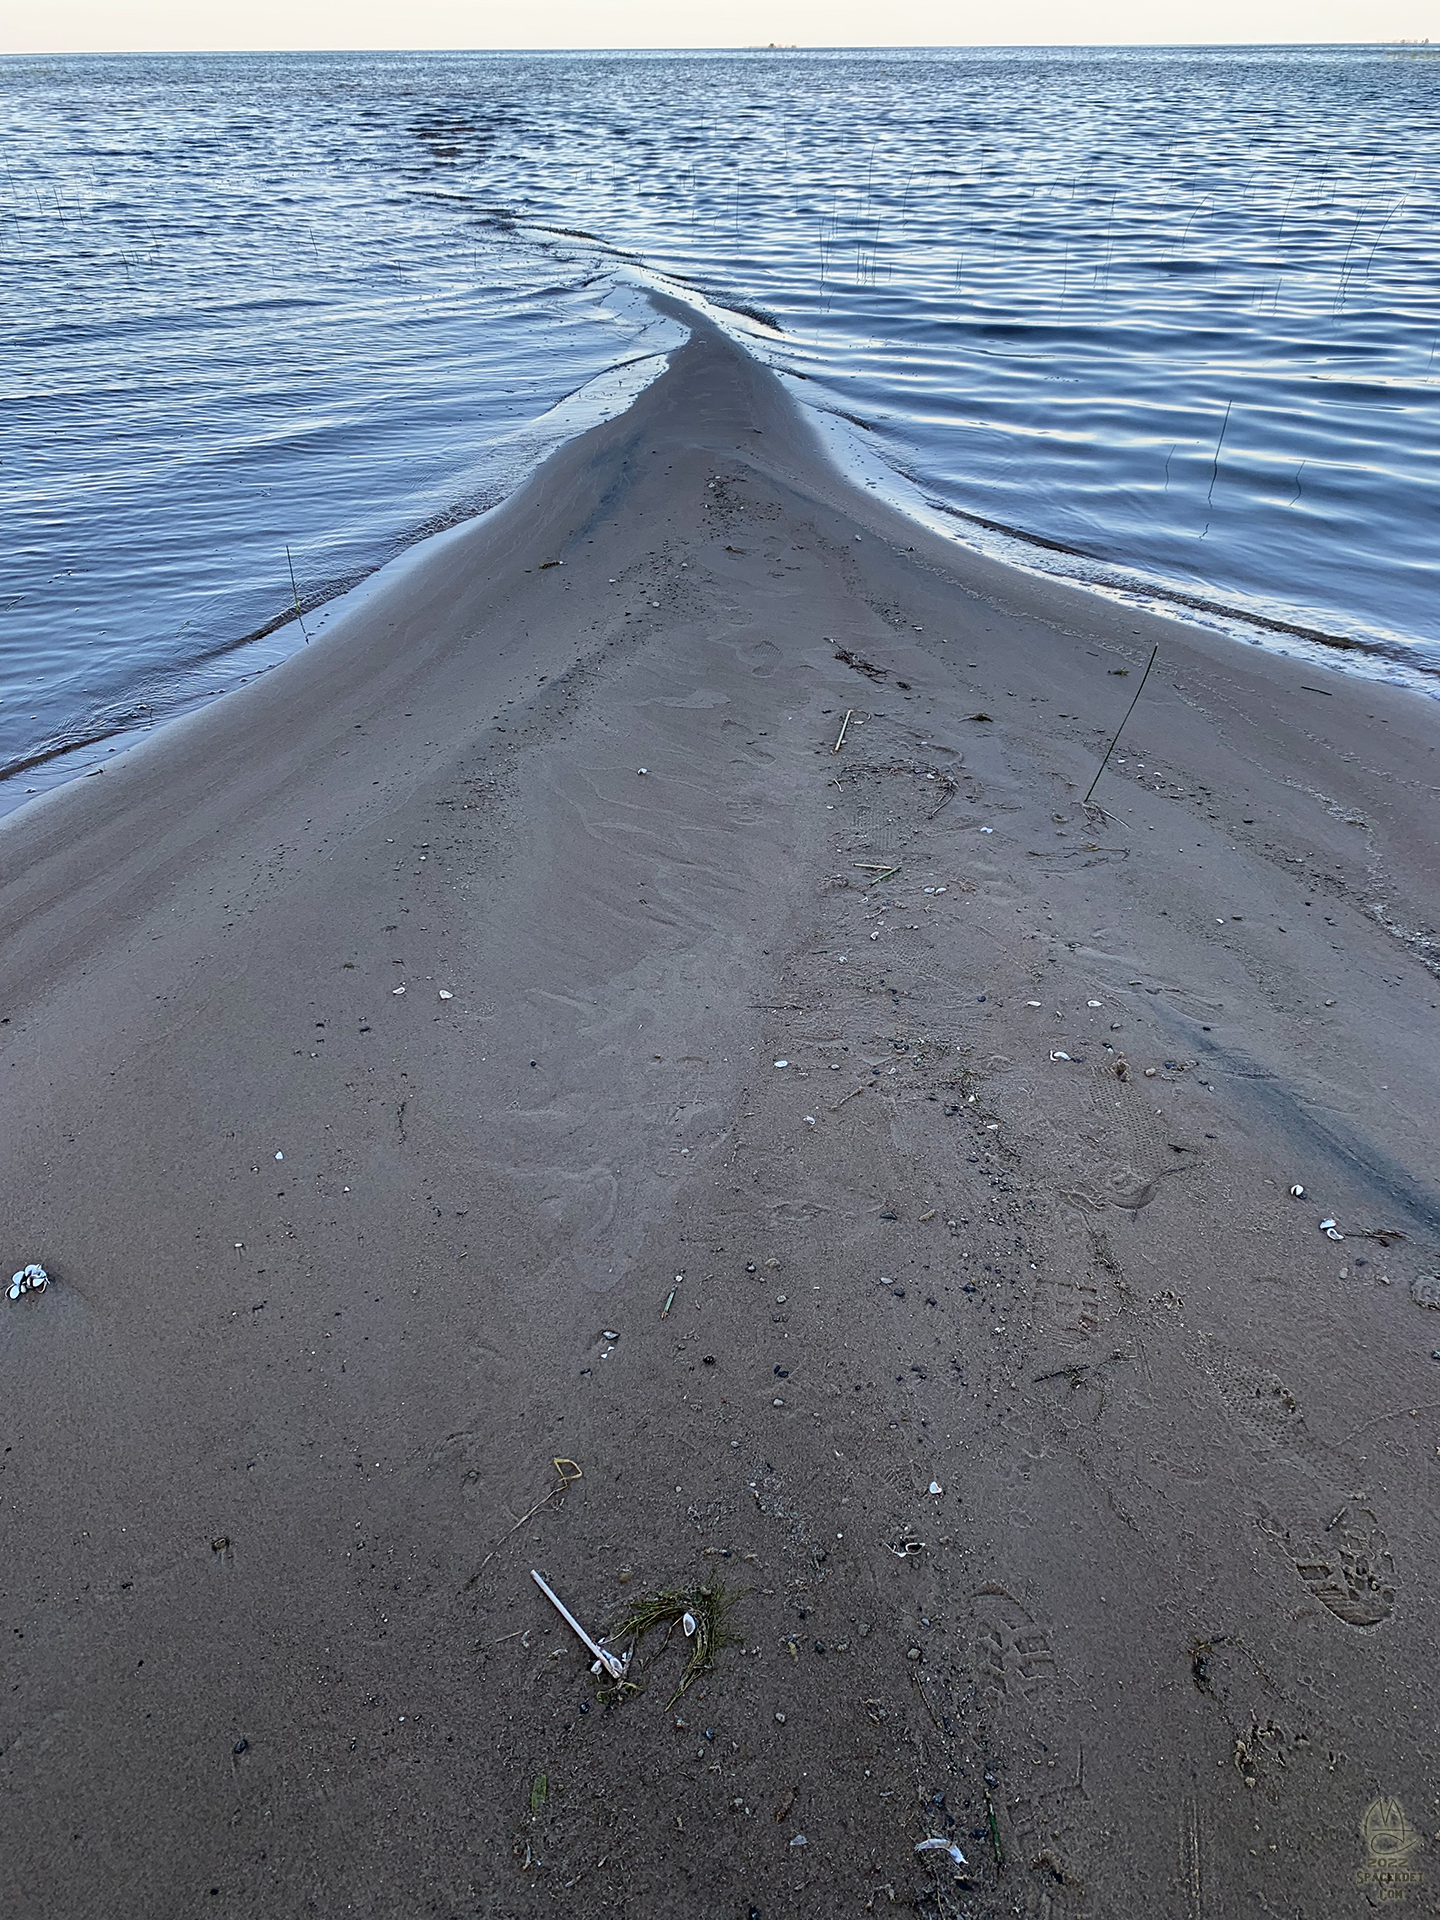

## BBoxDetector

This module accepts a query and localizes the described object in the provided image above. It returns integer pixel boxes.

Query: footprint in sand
[1198,1341,1321,1466]
[1036,1268,1104,1341]
[1289,1507,1397,1628]
[973,1584,1058,1708]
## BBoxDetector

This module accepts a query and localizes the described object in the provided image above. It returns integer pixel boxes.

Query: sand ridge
[2,315,1438,1918]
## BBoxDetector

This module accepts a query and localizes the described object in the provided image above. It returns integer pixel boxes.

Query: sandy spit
[2,312,1438,1919]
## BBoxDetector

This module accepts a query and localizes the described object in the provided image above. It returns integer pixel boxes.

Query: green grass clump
[612,1580,748,1705]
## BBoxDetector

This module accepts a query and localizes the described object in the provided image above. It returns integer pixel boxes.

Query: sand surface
[3,314,1439,1920]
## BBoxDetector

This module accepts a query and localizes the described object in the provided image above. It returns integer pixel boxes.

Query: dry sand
[3,312,1439,1920]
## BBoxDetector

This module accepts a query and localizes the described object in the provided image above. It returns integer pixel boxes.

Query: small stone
[774,1711,786,1724]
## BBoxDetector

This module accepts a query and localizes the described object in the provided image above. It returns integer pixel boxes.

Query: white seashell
[682,1611,697,1637]
[1050,1050,1071,1062]
[928,1480,943,1495]
[438,990,453,1001]
[915,1837,968,1867]
[1290,1185,1305,1198]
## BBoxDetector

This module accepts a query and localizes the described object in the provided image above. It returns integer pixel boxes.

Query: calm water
[4,48,1438,804]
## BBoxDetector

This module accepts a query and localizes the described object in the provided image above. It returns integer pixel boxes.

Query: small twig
[285,545,310,644]
[1337,1401,1440,1450]
[909,1668,947,1736]
[830,1083,868,1112]
[832,710,853,753]
[1206,398,1233,505]
[984,1788,1004,1869]
[466,1459,582,1587]
[1084,646,1158,806]
[1084,801,1131,831]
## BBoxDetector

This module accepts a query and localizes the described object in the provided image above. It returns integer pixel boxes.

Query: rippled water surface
[4,47,1438,800]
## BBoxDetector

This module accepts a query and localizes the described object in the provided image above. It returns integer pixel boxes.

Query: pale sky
[4,0,1435,54]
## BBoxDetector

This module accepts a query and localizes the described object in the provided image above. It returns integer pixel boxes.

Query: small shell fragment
[682,1611,697,1637]
[438,990,454,1001]
[1050,1050,1072,1062]
[1319,1217,1345,1240]
[928,1480,944,1495]
[773,1059,789,1069]
[916,1837,969,1867]
[1290,1185,1305,1198]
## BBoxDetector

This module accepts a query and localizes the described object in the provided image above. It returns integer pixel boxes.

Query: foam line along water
[3,48,1436,811]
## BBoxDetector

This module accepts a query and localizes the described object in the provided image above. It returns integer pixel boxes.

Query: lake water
[4,46,1437,806]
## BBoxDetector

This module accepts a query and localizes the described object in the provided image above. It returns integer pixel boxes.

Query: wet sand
[3,313,1439,1919]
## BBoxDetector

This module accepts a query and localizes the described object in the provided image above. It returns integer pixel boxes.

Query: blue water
[4,48,1438,806]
